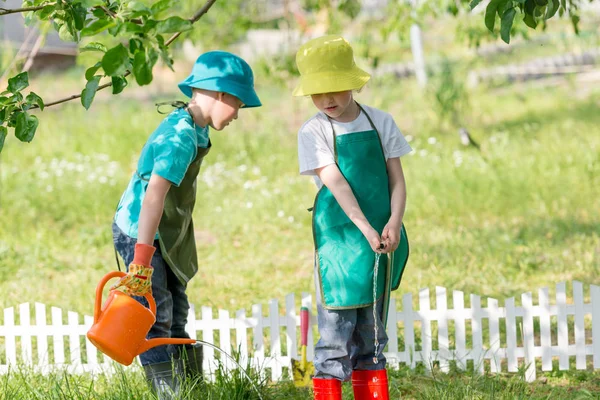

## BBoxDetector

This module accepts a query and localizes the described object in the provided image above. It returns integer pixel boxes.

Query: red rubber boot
[313,377,342,400]
[351,369,389,400]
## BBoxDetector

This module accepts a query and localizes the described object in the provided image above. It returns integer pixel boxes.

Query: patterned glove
[111,243,155,296]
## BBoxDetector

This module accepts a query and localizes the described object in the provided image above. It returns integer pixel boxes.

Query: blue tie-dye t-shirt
[114,108,209,239]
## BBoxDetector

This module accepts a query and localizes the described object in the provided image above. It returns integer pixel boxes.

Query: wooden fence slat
[252,303,265,374]
[285,293,297,363]
[505,297,517,372]
[218,309,232,373]
[556,282,569,370]
[4,307,16,366]
[236,309,249,367]
[51,307,65,365]
[84,315,97,367]
[403,293,415,368]
[19,303,32,366]
[419,288,432,369]
[592,284,600,369]
[487,298,501,373]
[436,287,449,372]
[386,298,399,368]
[453,291,466,370]
[269,299,282,381]
[521,292,536,382]
[471,294,483,374]
[68,311,81,369]
[201,306,214,376]
[573,281,586,370]
[187,304,198,340]
[539,288,552,371]
[35,303,49,370]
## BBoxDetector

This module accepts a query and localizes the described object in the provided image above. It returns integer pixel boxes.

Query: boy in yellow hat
[294,35,412,400]
[110,51,261,399]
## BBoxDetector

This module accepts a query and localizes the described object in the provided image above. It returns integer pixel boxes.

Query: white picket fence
[1,280,599,382]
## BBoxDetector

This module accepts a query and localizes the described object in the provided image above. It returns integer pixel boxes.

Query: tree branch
[30,0,219,111]
[0,5,52,16]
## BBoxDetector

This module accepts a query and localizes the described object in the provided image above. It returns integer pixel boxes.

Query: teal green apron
[156,141,210,285]
[313,104,409,321]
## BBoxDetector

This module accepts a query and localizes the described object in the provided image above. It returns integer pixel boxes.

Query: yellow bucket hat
[293,35,370,97]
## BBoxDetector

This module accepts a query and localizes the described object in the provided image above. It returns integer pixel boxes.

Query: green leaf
[72,4,87,30]
[500,7,517,43]
[469,0,483,9]
[8,72,29,93]
[545,0,559,19]
[124,22,145,34]
[80,0,105,7]
[133,48,158,86]
[101,44,130,76]
[81,76,101,110]
[85,62,102,80]
[15,112,39,143]
[26,92,44,111]
[485,0,506,31]
[111,76,128,94]
[571,14,580,34]
[58,23,76,42]
[80,42,108,53]
[0,126,7,153]
[151,0,173,15]
[523,12,537,28]
[37,4,56,19]
[81,19,116,37]
[156,16,192,34]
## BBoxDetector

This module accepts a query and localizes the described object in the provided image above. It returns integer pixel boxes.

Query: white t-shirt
[298,104,412,187]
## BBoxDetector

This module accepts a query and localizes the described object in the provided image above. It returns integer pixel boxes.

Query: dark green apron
[156,141,210,285]
[313,104,409,320]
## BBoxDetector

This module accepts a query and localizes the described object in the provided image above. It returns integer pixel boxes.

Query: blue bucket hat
[178,51,261,108]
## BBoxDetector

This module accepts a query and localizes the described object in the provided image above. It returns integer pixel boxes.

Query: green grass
[1,32,600,398]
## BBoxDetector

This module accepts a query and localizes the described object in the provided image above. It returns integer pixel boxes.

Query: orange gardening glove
[110,243,155,296]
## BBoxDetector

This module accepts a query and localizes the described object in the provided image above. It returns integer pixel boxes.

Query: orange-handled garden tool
[291,306,315,387]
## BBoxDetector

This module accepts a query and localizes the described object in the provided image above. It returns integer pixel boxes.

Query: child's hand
[363,227,384,253]
[381,222,401,253]
[110,243,155,296]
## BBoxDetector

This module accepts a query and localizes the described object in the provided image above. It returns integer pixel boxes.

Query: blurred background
[0,0,598,320]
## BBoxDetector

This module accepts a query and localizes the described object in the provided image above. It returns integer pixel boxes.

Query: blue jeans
[314,265,388,381]
[112,223,191,366]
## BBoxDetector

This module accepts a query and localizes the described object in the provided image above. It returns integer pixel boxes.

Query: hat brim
[179,77,262,108]
[292,68,370,97]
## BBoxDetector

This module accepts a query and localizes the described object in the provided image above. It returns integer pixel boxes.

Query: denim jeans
[313,264,388,381]
[112,223,191,366]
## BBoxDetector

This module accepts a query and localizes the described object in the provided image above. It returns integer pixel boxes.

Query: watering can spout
[86,271,195,366]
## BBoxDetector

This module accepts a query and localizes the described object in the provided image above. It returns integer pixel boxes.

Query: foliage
[0,0,210,153]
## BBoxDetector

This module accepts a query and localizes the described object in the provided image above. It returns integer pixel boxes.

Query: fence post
[403,293,415,368]
[521,292,536,382]
[505,297,517,372]
[269,299,282,381]
[301,292,314,362]
[35,303,49,373]
[538,287,552,371]
[236,308,249,367]
[471,294,483,374]
[487,298,501,373]
[252,303,265,375]
[218,309,232,373]
[556,282,569,370]
[419,288,432,370]
[573,281,586,370]
[4,307,16,367]
[19,303,32,367]
[201,306,214,377]
[51,306,65,366]
[285,293,297,365]
[453,290,466,370]
[591,284,600,369]
[436,287,449,372]
[68,311,82,372]
[386,298,399,368]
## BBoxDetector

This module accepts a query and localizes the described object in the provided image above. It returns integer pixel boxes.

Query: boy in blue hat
[110,51,261,398]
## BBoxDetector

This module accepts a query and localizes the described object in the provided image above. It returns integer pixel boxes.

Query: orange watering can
[87,271,195,366]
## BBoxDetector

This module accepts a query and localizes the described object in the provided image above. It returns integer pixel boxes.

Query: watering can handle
[93,270,157,323]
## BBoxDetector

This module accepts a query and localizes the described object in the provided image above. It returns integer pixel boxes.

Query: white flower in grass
[246,202,253,209]
[215,206,222,213]
[419,149,428,157]
[428,137,437,145]
[55,169,64,177]
[238,164,248,172]
[277,210,285,218]
[99,176,108,184]
[288,216,294,222]
[46,185,53,192]
[243,181,253,189]
[39,171,50,180]
[252,166,261,175]
[405,135,414,142]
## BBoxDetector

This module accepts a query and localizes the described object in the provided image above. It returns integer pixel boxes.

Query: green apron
[312,104,409,320]
[156,141,210,285]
